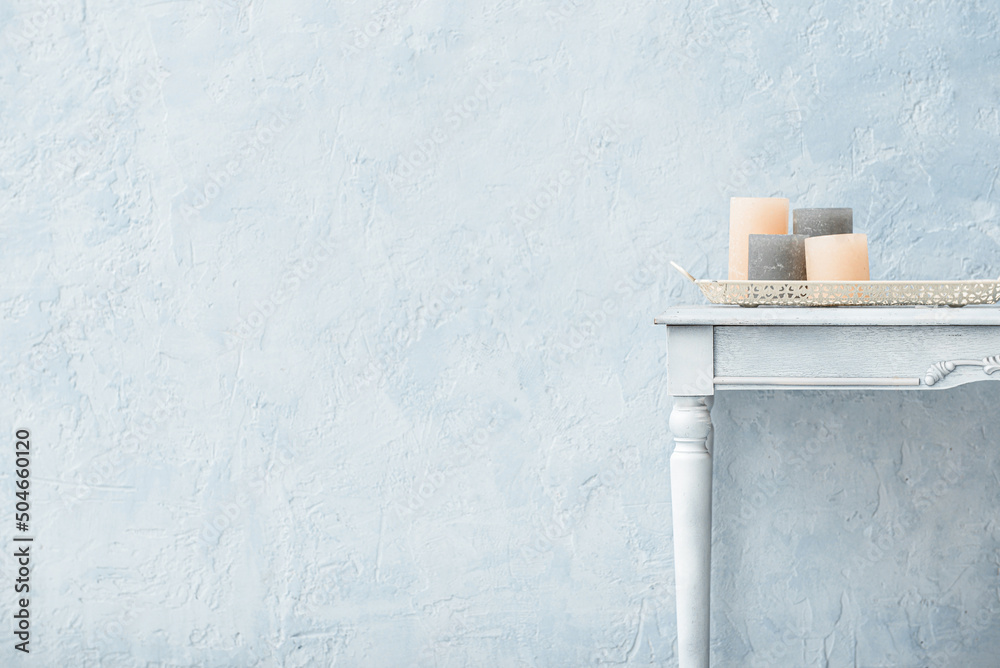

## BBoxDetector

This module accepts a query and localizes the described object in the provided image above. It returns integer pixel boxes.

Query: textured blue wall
[2,0,999,665]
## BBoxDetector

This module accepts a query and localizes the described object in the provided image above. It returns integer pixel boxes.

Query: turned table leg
[670,396,714,668]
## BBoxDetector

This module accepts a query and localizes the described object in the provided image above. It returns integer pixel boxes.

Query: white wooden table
[654,305,1000,668]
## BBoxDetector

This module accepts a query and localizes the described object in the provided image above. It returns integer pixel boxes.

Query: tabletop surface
[654,305,1000,326]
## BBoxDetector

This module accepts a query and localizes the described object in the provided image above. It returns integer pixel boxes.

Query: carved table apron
[653,306,1000,668]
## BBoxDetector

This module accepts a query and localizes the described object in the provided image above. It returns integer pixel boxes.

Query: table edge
[654,305,1000,327]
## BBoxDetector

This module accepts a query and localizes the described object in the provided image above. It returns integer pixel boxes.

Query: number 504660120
[15,430,29,532]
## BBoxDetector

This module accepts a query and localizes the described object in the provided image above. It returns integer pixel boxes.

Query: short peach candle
[728,197,789,279]
[804,233,870,281]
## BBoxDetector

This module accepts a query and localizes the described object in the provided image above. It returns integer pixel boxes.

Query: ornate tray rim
[670,262,1000,306]
[702,279,1000,285]
[694,279,1000,306]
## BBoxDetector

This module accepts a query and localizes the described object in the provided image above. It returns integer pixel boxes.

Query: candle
[747,234,807,280]
[728,197,789,279]
[804,233,870,281]
[793,208,853,237]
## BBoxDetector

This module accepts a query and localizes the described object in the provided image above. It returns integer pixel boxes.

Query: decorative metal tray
[671,263,1000,307]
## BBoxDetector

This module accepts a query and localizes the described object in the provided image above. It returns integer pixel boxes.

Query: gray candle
[747,234,807,280]
[793,208,853,237]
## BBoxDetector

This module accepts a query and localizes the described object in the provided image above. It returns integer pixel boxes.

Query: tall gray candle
[747,234,807,280]
[793,208,853,237]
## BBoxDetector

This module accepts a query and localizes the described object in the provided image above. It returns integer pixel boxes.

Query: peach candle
[728,197,789,279]
[804,233,870,281]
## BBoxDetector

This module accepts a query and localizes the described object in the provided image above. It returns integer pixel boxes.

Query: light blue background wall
[2,0,999,665]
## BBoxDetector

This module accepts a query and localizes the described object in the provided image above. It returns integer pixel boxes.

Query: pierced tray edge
[694,280,1000,306]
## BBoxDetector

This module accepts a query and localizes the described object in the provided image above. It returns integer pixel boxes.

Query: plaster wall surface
[2,0,999,665]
